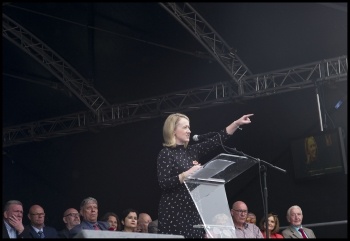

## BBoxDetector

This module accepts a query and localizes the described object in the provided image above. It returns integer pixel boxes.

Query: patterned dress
[157,129,231,238]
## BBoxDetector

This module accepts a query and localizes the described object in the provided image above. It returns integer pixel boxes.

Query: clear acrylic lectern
[184,153,257,238]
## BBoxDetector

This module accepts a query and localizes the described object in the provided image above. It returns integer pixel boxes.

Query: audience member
[58,208,81,238]
[230,201,264,238]
[148,219,158,233]
[22,204,59,238]
[212,213,230,226]
[282,205,316,238]
[2,200,25,238]
[259,213,283,238]
[101,212,121,231]
[69,197,110,238]
[246,212,257,224]
[120,208,138,232]
[210,213,234,238]
[135,212,152,233]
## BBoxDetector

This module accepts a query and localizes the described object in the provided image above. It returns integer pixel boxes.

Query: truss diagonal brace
[160,2,253,95]
[2,14,111,114]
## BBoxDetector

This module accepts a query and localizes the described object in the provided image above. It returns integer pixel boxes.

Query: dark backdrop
[3,81,347,238]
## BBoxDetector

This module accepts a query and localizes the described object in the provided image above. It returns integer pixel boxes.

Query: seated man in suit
[148,219,158,233]
[282,205,316,238]
[69,197,110,238]
[22,204,59,238]
[2,200,25,239]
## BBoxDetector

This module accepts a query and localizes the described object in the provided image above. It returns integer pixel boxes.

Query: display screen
[290,127,347,180]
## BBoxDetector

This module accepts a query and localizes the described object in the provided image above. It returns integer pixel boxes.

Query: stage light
[334,100,343,109]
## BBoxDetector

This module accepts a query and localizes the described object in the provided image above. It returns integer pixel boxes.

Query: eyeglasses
[232,209,248,214]
[65,213,80,218]
[30,213,45,216]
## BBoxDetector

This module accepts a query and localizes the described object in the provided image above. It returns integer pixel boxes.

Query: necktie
[93,224,100,230]
[298,228,307,239]
[38,231,45,238]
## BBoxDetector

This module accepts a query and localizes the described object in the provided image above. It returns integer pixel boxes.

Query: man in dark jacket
[58,208,81,238]
[69,197,110,238]
[22,204,59,238]
[2,200,25,239]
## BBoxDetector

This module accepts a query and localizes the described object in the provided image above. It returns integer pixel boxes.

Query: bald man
[22,204,59,238]
[230,201,263,238]
[135,213,152,233]
[58,208,81,238]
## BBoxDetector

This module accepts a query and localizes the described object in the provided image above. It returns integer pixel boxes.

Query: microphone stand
[260,165,269,238]
[227,147,286,239]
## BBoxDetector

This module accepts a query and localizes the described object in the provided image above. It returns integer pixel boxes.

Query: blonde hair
[162,113,189,148]
[305,136,317,164]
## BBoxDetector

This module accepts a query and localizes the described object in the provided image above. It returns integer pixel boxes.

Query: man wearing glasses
[230,201,263,238]
[22,204,59,238]
[58,208,81,238]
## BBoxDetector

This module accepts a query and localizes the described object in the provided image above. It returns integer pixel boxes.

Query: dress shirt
[4,221,17,238]
[235,222,264,238]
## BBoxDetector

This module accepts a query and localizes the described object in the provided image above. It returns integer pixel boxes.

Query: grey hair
[286,205,302,217]
[80,197,98,209]
[3,200,23,212]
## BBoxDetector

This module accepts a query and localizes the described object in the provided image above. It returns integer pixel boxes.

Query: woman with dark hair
[120,208,138,232]
[101,212,121,231]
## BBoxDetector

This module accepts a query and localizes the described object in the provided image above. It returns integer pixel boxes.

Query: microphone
[192,132,217,142]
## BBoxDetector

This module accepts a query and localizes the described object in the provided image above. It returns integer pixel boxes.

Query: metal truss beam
[3,72,72,95]
[2,14,111,114]
[3,56,347,147]
[159,2,253,94]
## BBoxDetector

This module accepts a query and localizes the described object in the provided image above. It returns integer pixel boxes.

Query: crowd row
[3,197,315,238]
[3,197,156,239]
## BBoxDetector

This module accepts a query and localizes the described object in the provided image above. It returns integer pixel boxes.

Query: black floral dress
[157,129,231,238]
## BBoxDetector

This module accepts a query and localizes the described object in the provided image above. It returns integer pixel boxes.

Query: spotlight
[334,100,343,109]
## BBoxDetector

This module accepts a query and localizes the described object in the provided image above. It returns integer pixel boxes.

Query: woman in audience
[101,212,121,231]
[120,208,138,232]
[259,213,283,238]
